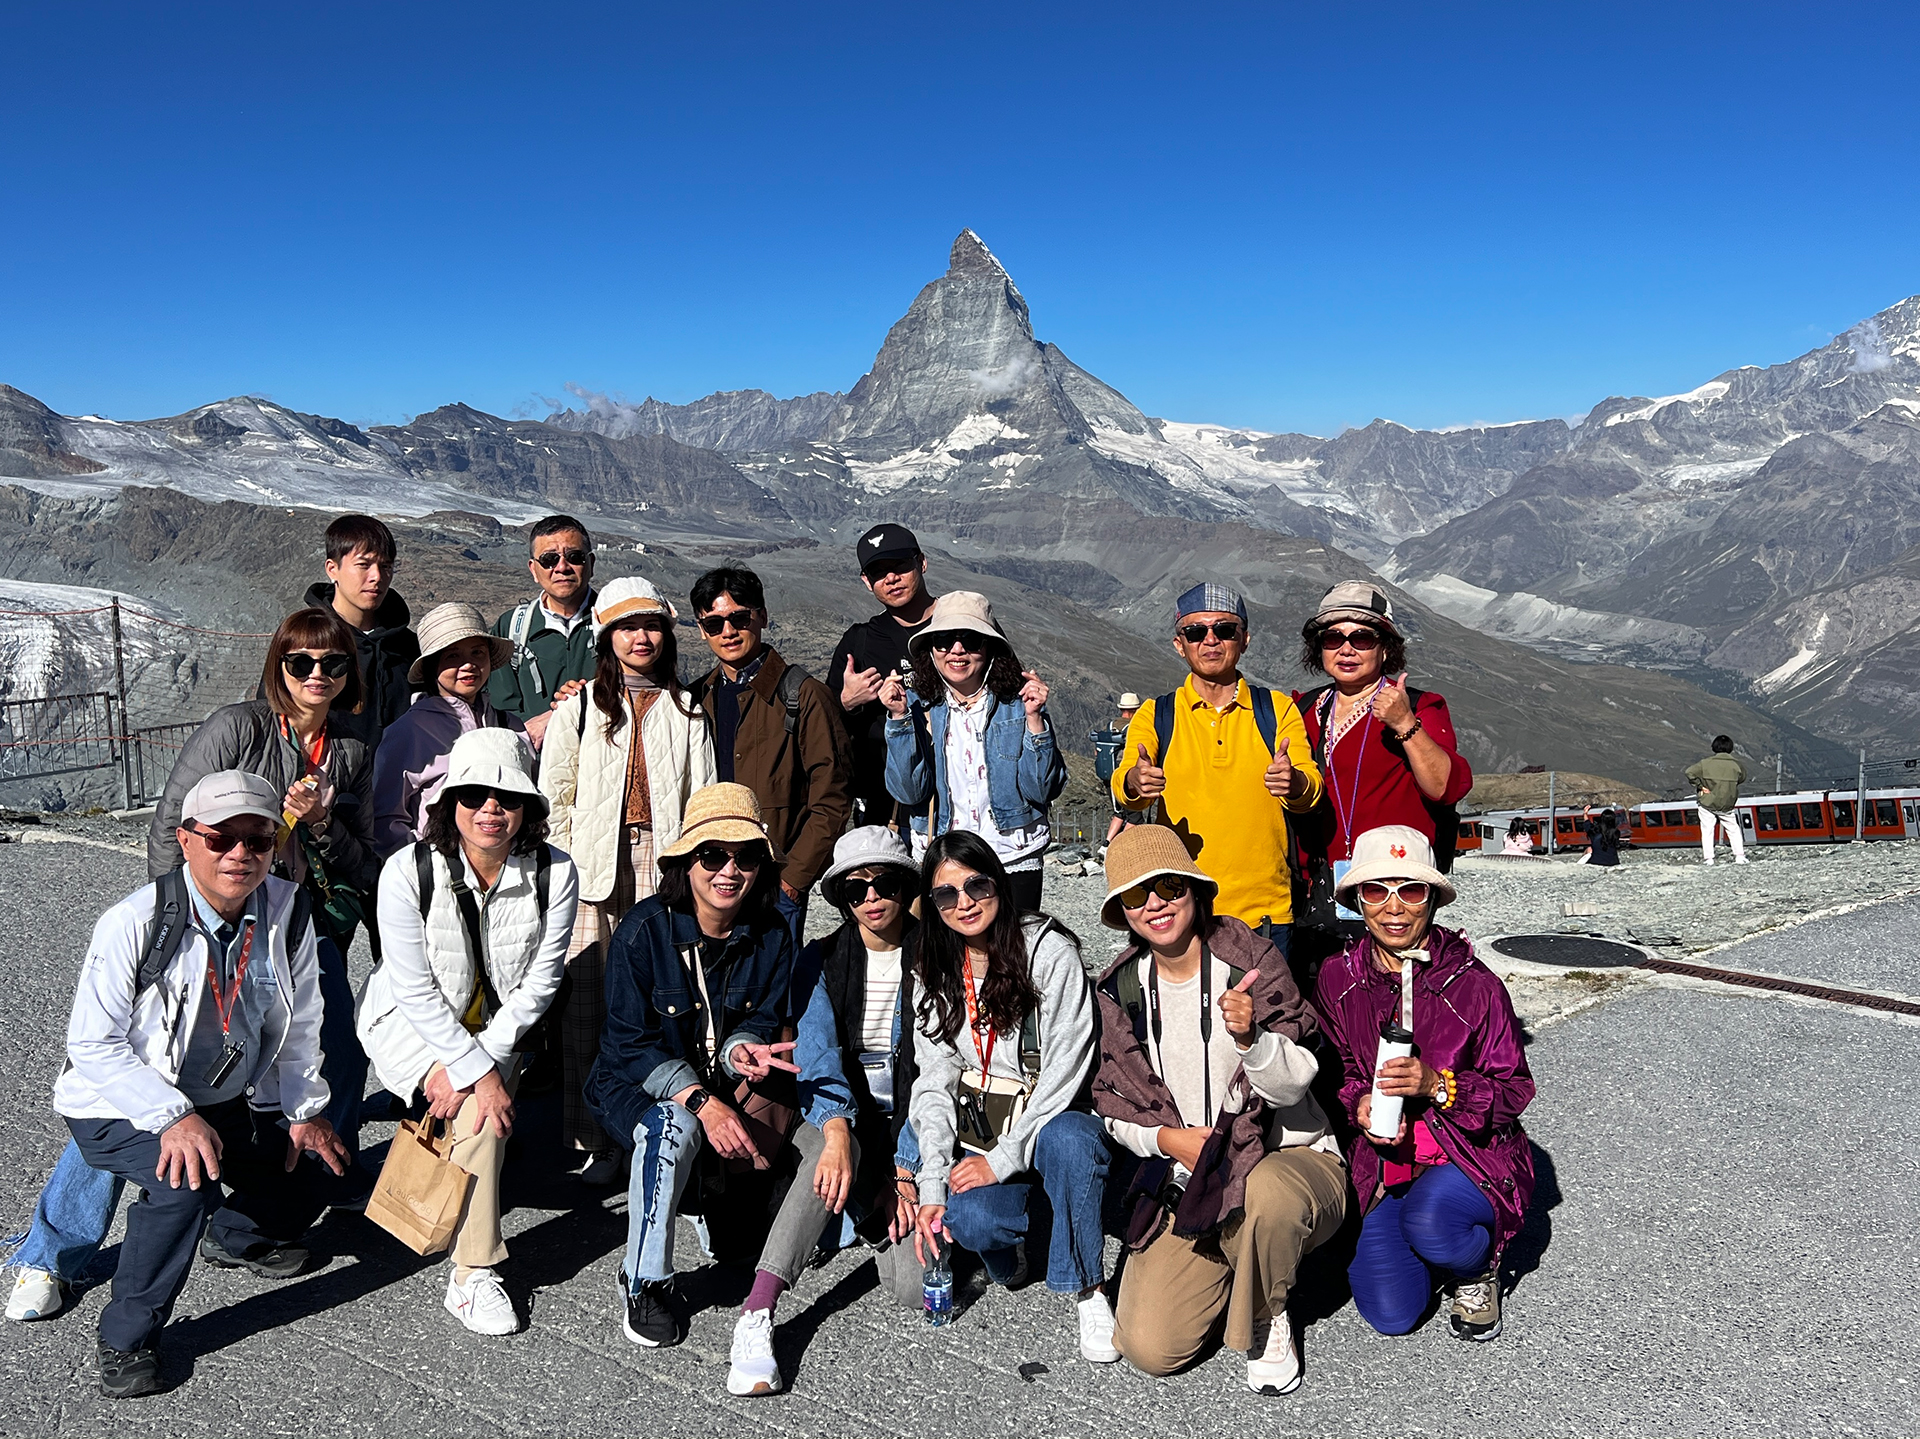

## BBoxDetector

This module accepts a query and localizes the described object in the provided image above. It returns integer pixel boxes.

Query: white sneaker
[727,1308,785,1395]
[444,1268,520,1336]
[578,1151,625,1186]
[6,1268,65,1322]
[1246,1313,1302,1395]
[1076,1289,1119,1363]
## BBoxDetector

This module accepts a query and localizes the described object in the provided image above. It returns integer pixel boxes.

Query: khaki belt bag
[953,1008,1042,1157]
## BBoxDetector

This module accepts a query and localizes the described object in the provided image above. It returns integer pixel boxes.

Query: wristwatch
[684,1088,714,1115]
[1430,1073,1450,1109]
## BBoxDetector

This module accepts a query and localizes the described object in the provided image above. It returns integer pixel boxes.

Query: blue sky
[4,2,1916,436]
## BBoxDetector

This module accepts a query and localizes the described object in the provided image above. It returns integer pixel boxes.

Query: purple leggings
[1349,1163,1495,1335]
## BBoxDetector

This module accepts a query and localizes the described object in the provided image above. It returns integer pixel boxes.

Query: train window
[1557,816,1576,833]
[1664,811,1684,826]
[1832,800,1855,828]
[1777,806,1800,830]
[1800,803,1824,829]
[1875,800,1900,827]
[1756,806,1779,832]
[1458,823,1475,840]
[1629,812,1643,828]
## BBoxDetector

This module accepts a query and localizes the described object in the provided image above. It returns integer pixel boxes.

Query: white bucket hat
[907,590,1007,659]
[1334,825,1455,910]
[441,728,545,814]
[408,602,514,686]
[592,575,677,640]
[819,825,917,905]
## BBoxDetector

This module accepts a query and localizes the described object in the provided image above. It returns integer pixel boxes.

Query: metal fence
[0,600,271,809]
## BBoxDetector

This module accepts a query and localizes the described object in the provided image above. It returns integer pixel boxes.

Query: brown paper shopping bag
[365,1117,474,1256]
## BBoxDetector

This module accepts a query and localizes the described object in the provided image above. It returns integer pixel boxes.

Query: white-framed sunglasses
[1356,878,1432,907]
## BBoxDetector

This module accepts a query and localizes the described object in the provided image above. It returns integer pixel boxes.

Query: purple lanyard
[1322,684,1379,861]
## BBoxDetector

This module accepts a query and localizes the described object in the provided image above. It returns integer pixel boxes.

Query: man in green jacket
[488,514,600,749]
[1685,735,1748,865]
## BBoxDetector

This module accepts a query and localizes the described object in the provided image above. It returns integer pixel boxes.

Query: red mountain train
[1456,788,1920,854]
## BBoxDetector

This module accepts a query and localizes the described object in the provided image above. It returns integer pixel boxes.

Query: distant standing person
[1686,736,1748,865]
[304,514,421,752]
[827,523,937,828]
[690,566,852,944]
[1582,806,1621,867]
[488,514,600,750]
[1110,584,1324,953]
[1097,693,1143,849]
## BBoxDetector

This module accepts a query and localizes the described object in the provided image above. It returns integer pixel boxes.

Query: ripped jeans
[623,1103,705,1291]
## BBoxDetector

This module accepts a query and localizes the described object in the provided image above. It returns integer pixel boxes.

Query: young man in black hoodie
[826,523,936,829]
[303,514,421,752]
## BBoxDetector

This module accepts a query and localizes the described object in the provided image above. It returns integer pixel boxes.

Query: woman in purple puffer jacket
[1314,825,1534,1342]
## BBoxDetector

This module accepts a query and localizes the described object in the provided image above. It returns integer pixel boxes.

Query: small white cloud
[967,352,1039,399]
[1846,319,1893,374]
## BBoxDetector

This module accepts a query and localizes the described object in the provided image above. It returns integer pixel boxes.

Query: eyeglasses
[1319,627,1381,652]
[1357,879,1431,907]
[185,823,276,856]
[1179,620,1244,644]
[280,652,354,680]
[534,547,591,569]
[1119,874,1192,910]
[693,843,766,872]
[697,609,759,636]
[926,631,989,655]
[930,874,997,910]
[450,785,527,812]
[841,872,909,903]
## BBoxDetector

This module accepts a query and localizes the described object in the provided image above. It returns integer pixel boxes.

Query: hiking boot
[444,1268,520,1336]
[98,1342,159,1399]
[726,1307,785,1395]
[1246,1314,1302,1395]
[1076,1289,1119,1363]
[6,1268,66,1322]
[577,1150,625,1186]
[199,1235,309,1279]
[621,1274,683,1348]
[1449,1269,1502,1341]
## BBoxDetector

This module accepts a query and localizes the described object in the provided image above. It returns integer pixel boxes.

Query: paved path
[1,835,1914,1436]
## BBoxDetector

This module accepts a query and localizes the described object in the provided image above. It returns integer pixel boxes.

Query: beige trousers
[447,1065,523,1270]
[1113,1145,1348,1377]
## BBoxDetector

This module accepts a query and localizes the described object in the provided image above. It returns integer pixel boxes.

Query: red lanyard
[961,957,996,1083]
[206,923,256,1038]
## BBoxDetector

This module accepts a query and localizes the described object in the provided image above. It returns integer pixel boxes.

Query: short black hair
[325,514,396,566]
[691,565,766,615]
[530,514,591,551]
[1711,734,1735,753]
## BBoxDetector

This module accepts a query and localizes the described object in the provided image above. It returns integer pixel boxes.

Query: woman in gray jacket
[906,830,1117,1365]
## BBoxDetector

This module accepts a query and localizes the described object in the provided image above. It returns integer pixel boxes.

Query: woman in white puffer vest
[538,575,717,1181]
[359,727,578,1337]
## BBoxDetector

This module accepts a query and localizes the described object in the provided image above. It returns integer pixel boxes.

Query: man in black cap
[827,523,937,828]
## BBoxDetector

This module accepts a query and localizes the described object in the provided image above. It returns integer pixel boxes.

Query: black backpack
[128,869,312,1034]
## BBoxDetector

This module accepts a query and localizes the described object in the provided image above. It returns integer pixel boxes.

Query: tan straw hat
[1334,824,1455,910]
[907,590,1007,658]
[658,782,786,864]
[1099,823,1217,929]
[1307,580,1400,637]
[408,602,514,685]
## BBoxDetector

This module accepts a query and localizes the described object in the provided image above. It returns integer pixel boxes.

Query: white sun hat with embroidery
[1334,824,1456,909]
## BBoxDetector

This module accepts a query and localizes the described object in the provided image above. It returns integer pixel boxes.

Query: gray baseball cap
[180,770,283,828]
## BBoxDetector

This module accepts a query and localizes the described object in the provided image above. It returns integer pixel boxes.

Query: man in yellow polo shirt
[1110,583,1323,954]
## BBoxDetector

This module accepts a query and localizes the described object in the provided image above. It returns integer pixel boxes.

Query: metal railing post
[1856,749,1867,841]
[1546,770,1557,854]
[110,599,133,810]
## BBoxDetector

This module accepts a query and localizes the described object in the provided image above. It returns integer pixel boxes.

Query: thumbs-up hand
[1218,967,1260,1046]
[1264,737,1295,800]
[1127,742,1167,801]
[1372,672,1414,731]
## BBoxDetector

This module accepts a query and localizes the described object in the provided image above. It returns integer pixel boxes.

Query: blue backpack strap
[1151,692,1177,763]
[1250,685,1279,756]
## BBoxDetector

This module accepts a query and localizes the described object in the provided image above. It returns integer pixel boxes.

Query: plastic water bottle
[922,1225,953,1327]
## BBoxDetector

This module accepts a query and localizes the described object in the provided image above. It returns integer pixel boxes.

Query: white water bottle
[1368,1019,1417,1138]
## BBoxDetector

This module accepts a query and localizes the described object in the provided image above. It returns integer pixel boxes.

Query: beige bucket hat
[1334,824,1455,910]
[1099,823,1218,929]
[408,602,514,685]
[1306,581,1400,637]
[907,590,1007,659]
[658,782,786,864]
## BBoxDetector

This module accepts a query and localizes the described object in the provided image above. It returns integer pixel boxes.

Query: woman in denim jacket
[879,591,1067,912]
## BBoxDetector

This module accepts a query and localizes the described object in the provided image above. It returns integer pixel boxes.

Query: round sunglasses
[1357,879,1430,907]
[930,874,997,910]
[280,652,354,680]
[1118,874,1192,910]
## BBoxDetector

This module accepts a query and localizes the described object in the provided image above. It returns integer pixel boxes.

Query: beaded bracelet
[1437,1067,1457,1109]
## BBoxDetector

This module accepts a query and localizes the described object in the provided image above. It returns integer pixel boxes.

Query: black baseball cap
[857,523,921,573]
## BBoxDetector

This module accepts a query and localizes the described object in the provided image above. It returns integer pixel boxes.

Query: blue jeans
[315,935,368,1160]
[1349,1163,1496,1335]
[942,1110,1109,1294]
[622,1104,703,1290]
[11,1140,122,1281]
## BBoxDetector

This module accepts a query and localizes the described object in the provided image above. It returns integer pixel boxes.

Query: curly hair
[908,638,1024,706]
[421,790,550,859]
[911,831,1043,1046]
[1299,618,1407,678]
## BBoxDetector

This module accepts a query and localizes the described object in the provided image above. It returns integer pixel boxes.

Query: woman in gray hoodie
[905,830,1117,1365]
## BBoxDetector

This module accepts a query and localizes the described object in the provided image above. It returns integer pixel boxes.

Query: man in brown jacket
[689,566,852,945]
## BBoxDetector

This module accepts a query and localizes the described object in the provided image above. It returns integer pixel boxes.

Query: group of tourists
[10,512,1537,1405]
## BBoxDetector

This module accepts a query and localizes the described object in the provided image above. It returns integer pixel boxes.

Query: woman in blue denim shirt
[879,591,1067,912]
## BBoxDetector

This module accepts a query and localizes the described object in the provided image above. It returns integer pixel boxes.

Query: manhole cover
[1488,934,1644,969]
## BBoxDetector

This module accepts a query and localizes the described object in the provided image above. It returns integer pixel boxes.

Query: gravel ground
[3,819,1917,1435]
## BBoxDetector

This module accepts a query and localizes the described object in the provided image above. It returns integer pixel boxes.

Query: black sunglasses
[450,785,527,812]
[1319,627,1381,652]
[1179,620,1244,644]
[693,843,766,872]
[1118,874,1192,910]
[185,822,276,856]
[280,652,354,680]
[926,630,990,655]
[697,609,759,636]
[930,874,997,910]
[840,872,909,903]
[534,547,591,569]
[863,556,920,582]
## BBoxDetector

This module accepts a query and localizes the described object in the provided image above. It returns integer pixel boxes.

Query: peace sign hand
[731,1040,800,1080]
[1218,968,1260,1046]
